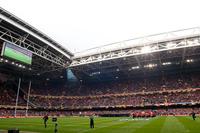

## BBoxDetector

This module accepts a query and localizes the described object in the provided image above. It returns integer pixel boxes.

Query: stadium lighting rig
[144,63,157,68]
[131,66,140,70]
[162,62,172,66]
[166,42,176,48]
[186,59,194,63]
[141,46,151,53]
[70,27,200,67]
[89,71,101,76]
[0,57,27,69]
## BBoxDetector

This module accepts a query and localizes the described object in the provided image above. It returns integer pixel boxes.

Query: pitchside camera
[8,129,19,133]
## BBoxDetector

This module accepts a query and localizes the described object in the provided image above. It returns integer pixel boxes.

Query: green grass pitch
[0,116,199,133]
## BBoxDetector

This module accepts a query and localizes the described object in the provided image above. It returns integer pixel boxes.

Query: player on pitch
[43,114,49,128]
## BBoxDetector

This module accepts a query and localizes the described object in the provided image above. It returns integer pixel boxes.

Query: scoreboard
[1,42,32,65]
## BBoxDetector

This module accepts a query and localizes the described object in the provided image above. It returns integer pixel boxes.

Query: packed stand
[29,74,200,97]
[29,89,200,108]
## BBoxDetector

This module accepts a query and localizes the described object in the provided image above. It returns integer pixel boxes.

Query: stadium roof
[0,7,73,58]
[1,6,200,82]
[71,27,200,67]
[74,27,200,58]
[0,7,73,79]
[1,6,200,64]
[70,28,200,83]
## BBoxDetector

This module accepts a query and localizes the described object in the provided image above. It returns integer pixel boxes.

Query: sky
[0,0,200,53]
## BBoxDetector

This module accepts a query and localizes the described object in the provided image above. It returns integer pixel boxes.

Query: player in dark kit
[54,123,58,133]
[90,115,94,129]
[43,115,49,128]
[191,112,196,120]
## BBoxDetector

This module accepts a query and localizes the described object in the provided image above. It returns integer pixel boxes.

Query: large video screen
[2,42,32,65]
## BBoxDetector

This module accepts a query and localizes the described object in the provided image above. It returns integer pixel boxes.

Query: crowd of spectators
[26,74,200,108]
[0,83,25,106]
[29,89,200,108]
[0,87,16,105]
[1,73,200,117]
[29,74,200,96]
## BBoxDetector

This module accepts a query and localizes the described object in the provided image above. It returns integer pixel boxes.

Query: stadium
[1,5,200,133]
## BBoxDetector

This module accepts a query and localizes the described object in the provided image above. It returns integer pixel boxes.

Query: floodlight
[186,59,193,63]
[141,46,151,53]
[149,64,153,68]
[162,62,172,66]
[166,42,176,48]
[132,66,139,69]
[187,39,199,46]
[187,40,194,45]
[144,63,157,68]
